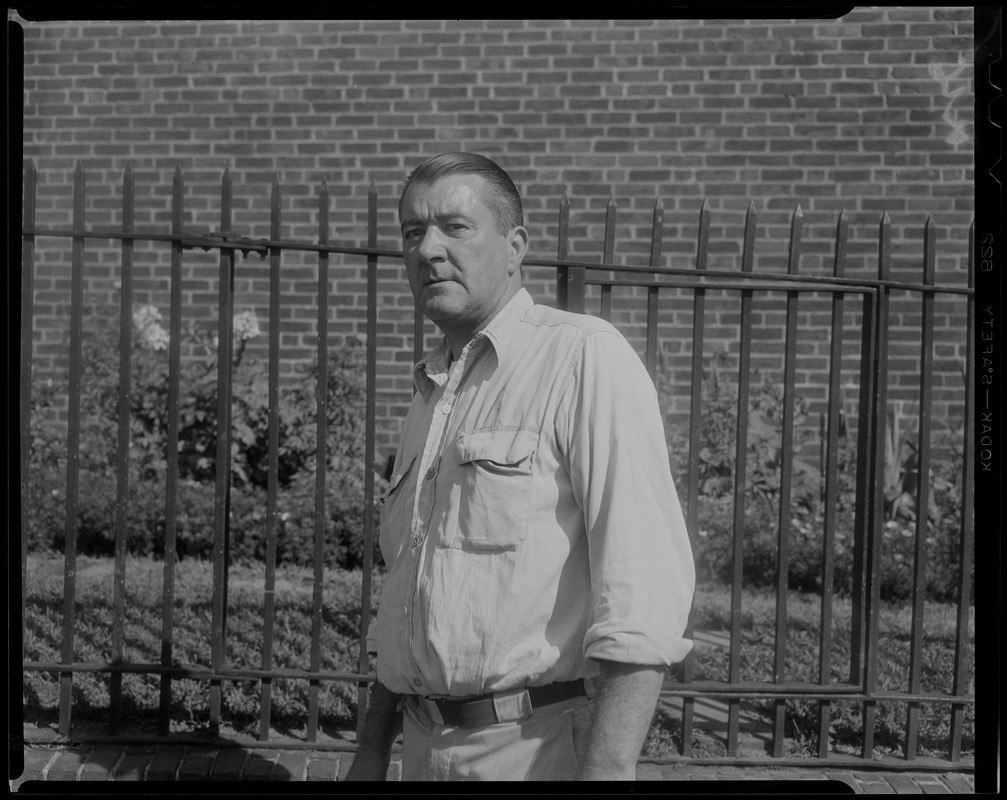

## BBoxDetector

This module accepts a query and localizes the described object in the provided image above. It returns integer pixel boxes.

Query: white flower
[133,304,169,351]
[132,304,161,329]
[233,310,261,343]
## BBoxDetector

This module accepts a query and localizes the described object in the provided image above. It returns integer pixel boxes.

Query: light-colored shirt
[370,288,695,698]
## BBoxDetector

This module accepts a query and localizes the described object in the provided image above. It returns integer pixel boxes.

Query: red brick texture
[18,14,974,453]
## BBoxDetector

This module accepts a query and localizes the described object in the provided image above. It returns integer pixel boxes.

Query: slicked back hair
[398,151,524,234]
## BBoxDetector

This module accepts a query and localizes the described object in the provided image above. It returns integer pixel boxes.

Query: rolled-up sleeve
[559,329,695,666]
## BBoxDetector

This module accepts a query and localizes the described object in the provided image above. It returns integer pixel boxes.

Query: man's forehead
[400,173,492,218]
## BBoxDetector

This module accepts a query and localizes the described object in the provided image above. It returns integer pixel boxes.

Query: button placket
[412,352,467,549]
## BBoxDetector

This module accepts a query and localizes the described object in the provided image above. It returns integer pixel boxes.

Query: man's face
[400,173,527,339]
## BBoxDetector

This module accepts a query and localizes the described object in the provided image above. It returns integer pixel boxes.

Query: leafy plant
[662,351,821,515]
[658,353,970,604]
[883,402,942,525]
[25,302,382,570]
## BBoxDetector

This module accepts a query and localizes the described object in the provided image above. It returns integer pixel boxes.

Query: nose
[417,226,446,262]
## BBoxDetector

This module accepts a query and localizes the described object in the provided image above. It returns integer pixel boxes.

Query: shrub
[662,351,820,517]
[25,302,383,570]
[659,353,970,604]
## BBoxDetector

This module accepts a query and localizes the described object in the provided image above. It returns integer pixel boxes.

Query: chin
[420,286,464,312]
[420,297,464,322]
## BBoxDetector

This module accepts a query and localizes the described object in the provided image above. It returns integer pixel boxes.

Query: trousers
[400,693,593,781]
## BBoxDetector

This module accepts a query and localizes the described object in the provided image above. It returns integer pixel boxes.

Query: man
[346,152,694,782]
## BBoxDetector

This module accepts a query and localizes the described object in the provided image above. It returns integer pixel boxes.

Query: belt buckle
[491,686,534,723]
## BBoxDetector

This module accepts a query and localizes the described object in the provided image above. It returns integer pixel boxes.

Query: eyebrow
[400,211,478,232]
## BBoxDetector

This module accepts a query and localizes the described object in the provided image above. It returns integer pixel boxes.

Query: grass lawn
[21,553,974,760]
[655,585,976,760]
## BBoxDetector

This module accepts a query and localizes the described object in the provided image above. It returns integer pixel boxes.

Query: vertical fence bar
[210,168,236,733]
[948,222,975,762]
[771,206,802,757]
[600,286,613,320]
[905,216,936,761]
[599,194,616,319]
[357,180,379,738]
[564,195,585,314]
[257,175,283,742]
[158,166,184,735]
[603,193,616,265]
[568,265,586,314]
[862,212,892,759]
[109,165,135,735]
[555,194,570,311]
[59,162,87,735]
[727,202,757,756]
[850,303,878,687]
[681,199,710,757]
[20,161,37,666]
[644,198,663,380]
[308,179,330,742]
[818,209,849,757]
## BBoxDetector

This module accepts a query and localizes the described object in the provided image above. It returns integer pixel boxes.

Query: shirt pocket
[452,427,539,551]
[378,452,417,562]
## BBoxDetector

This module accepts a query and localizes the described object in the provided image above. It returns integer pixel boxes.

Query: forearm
[577,660,666,781]
[344,680,403,781]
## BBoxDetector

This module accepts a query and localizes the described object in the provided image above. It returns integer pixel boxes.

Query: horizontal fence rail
[20,161,974,767]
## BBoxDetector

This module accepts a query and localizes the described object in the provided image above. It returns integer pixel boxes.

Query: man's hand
[343,681,403,781]
[576,660,667,781]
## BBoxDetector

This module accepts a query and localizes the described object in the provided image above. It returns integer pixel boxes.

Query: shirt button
[411,534,421,546]
[425,467,436,480]
[413,678,423,687]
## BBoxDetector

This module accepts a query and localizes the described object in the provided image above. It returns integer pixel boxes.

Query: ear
[505,225,529,276]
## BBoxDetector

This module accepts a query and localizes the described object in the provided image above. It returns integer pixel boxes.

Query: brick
[109,749,154,781]
[210,748,247,780]
[938,773,973,792]
[308,754,340,781]
[274,749,309,781]
[885,773,924,793]
[178,752,215,781]
[861,781,898,793]
[46,749,93,781]
[242,751,278,779]
[20,747,59,781]
[145,749,184,781]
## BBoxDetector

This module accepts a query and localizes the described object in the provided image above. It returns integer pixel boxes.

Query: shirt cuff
[584,629,694,667]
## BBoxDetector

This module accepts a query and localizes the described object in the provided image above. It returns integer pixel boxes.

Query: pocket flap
[456,428,538,467]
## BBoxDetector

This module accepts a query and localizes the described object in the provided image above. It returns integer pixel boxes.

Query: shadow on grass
[19,686,298,782]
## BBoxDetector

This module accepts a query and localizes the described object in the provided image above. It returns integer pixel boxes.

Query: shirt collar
[413,287,535,398]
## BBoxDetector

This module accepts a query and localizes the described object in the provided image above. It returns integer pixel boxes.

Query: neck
[441,283,522,359]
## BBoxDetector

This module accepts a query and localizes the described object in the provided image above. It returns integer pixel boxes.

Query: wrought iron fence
[19,160,975,766]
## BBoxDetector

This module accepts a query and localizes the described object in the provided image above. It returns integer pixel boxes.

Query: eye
[402,227,423,241]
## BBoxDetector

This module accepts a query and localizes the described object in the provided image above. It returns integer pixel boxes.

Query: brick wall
[18,12,974,456]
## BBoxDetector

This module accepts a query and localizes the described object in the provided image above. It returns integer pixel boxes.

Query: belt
[422,679,587,728]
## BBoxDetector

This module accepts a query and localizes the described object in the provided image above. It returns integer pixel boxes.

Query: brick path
[11,739,975,792]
